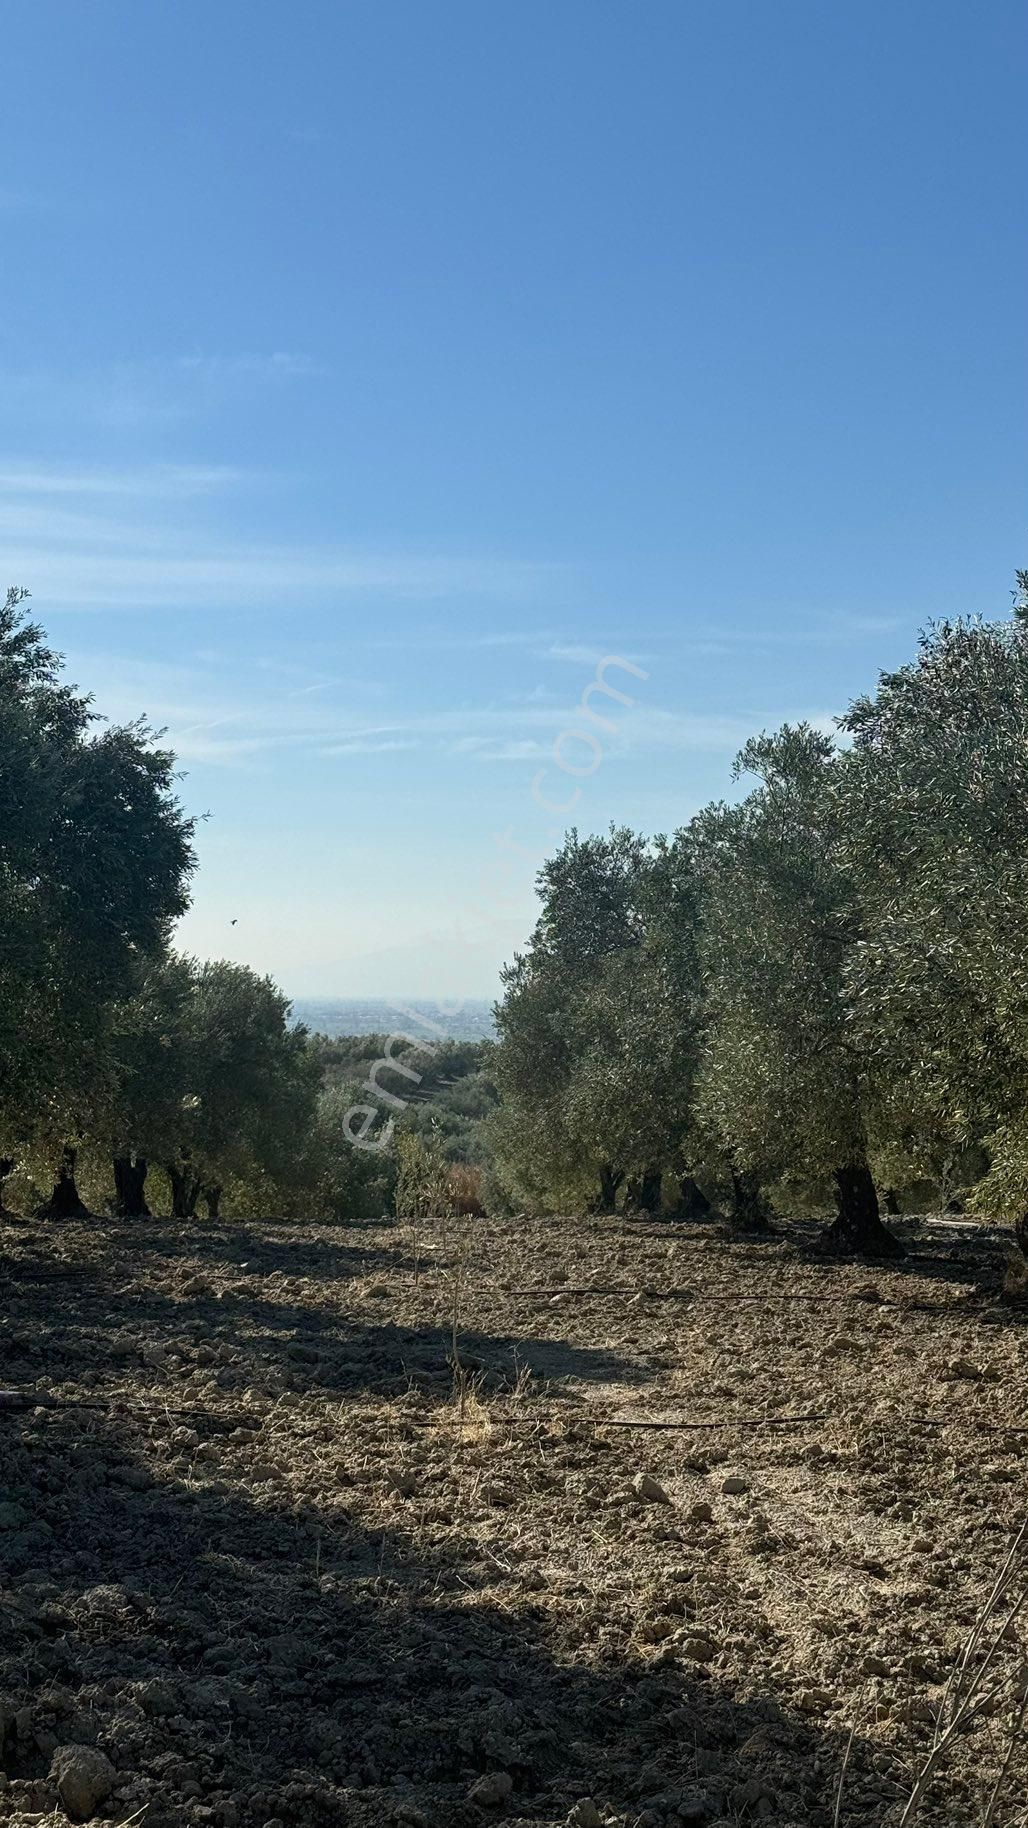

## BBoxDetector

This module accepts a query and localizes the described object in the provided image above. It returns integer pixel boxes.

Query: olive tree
[692,725,902,1255]
[161,961,319,1218]
[493,827,703,1214]
[493,829,653,1212]
[840,584,1028,1234]
[0,588,196,1213]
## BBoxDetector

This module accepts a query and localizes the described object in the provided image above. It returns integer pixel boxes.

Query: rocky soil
[2,1207,1027,1826]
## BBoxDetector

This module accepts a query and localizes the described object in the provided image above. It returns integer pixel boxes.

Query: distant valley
[289,996,496,1041]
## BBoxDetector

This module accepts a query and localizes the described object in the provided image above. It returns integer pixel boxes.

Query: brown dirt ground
[2,1207,1027,1828]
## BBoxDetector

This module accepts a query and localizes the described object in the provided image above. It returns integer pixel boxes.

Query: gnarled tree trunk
[728,1165,773,1233]
[0,1157,14,1214]
[823,1160,904,1257]
[626,1167,662,1214]
[167,1161,202,1220]
[202,1183,222,1220]
[112,1155,150,1218]
[673,1175,712,1221]
[593,1163,623,1214]
[38,1146,91,1220]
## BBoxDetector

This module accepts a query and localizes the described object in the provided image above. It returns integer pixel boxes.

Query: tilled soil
[1,1208,1027,1827]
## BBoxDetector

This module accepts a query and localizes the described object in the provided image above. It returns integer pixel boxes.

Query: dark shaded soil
[2,1210,1027,1826]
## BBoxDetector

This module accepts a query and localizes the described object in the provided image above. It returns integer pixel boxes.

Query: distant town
[289,996,496,1042]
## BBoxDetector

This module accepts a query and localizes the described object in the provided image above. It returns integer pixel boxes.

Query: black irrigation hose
[494,1285,998,1314]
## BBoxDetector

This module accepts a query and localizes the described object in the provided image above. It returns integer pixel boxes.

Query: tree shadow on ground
[3,1213,416,1280]
[769,1215,1012,1294]
[0,1225,649,1405]
[0,1401,908,1828]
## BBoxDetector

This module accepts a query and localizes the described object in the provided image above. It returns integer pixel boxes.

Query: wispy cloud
[320,737,421,757]
[66,644,837,774]
[177,351,327,381]
[0,461,246,499]
[447,735,548,762]
[1,347,327,431]
[0,463,561,610]
[3,539,559,610]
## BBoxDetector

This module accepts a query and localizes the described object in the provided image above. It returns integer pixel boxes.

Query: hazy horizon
[289,995,495,1041]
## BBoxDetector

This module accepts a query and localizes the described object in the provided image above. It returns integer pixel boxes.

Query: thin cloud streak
[0,462,247,498]
[73,650,840,770]
[1,538,563,610]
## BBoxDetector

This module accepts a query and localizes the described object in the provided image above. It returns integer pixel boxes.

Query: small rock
[688,1500,714,1523]
[137,1678,177,1717]
[50,1745,116,1821]
[632,1472,671,1505]
[469,1770,514,1807]
[0,1502,28,1529]
[721,1475,747,1496]
[732,1775,772,1813]
[679,1634,716,1663]
[480,1481,512,1506]
[569,1801,602,1828]
[676,1795,715,1825]
[892,1696,936,1725]
[385,1467,417,1496]
[861,1654,890,1678]
[113,1466,152,1491]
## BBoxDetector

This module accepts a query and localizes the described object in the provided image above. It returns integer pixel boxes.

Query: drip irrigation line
[477,1284,995,1314]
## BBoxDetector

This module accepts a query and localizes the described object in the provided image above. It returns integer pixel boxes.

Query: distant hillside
[290,996,495,1041]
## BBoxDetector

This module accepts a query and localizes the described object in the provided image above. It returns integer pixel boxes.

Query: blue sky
[2,1,1025,998]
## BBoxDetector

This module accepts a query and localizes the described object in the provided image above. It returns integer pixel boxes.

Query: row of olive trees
[0,588,320,1221]
[492,576,1028,1256]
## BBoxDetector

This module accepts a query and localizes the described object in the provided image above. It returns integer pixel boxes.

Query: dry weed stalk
[831,1684,866,1828]
[898,1518,1028,1826]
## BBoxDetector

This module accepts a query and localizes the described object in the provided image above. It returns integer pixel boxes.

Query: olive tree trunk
[593,1163,623,1214]
[823,1160,904,1257]
[167,1161,203,1220]
[626,1168,662,1213]
[0,1157,14,1214]
[728,1165,773,1233]
[674,1175,711,1220]
[38,1146,91,1220]
[202,1183,223,1220]
[112,1155,150,1218]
